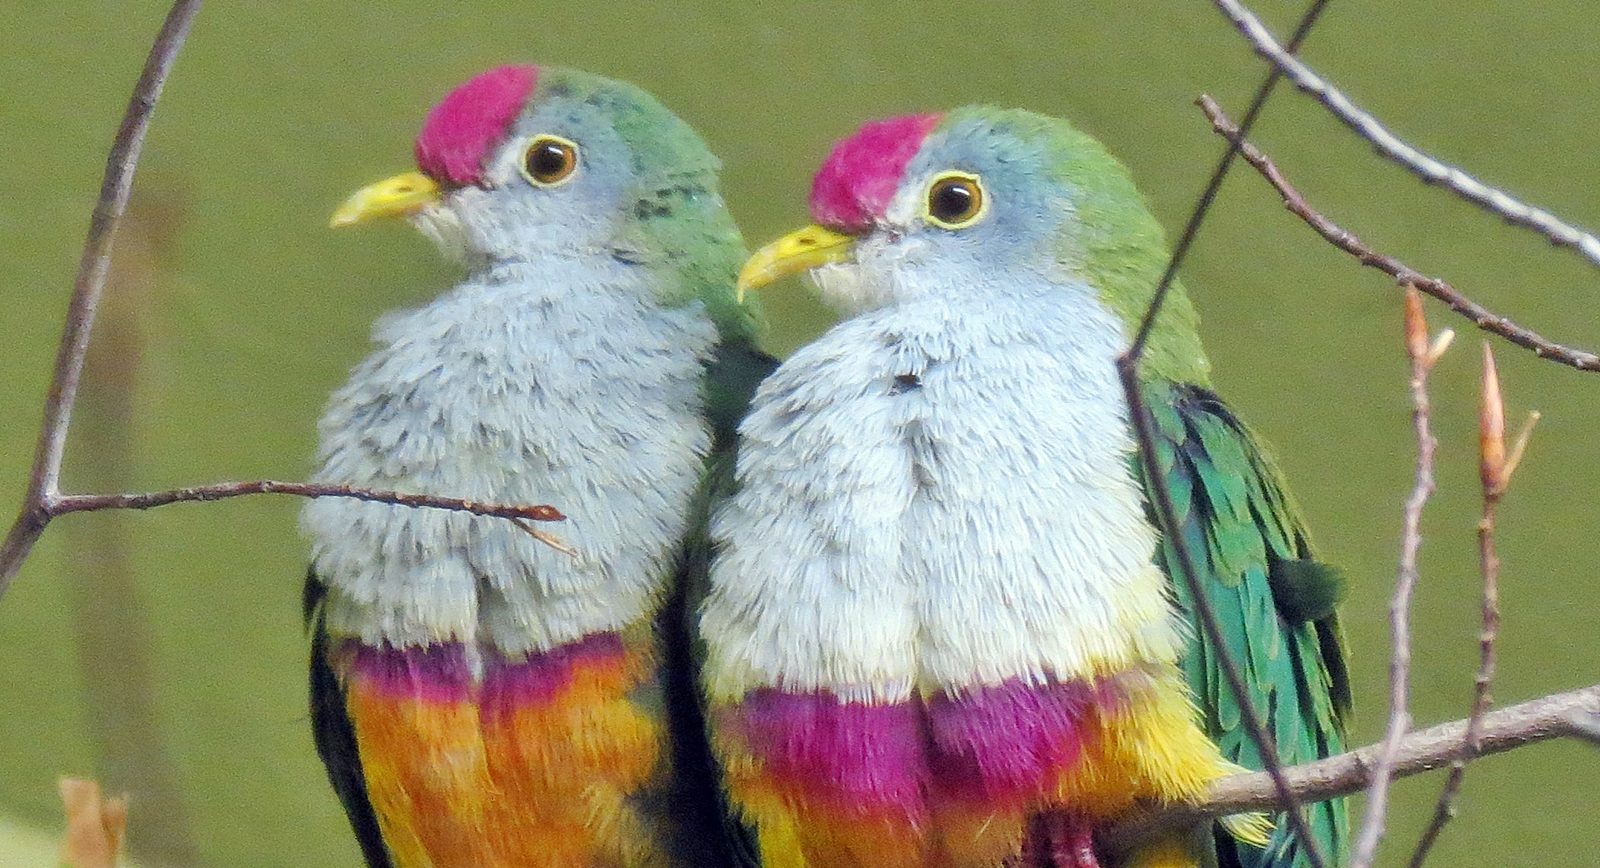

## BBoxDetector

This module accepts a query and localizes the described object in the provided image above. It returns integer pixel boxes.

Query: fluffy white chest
[303,260,716,654]
[702,288,1181,703]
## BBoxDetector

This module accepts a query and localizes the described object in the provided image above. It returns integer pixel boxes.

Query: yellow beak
[737,224,857,301]
[330,171,441,228]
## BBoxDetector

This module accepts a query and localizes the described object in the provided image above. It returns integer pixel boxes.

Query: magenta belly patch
[724,673,1136,819]
[343,631,633,709]
[348,641,472,702]
[480,632,631,713]
[928,678,1104,807]
[731,688,930,821]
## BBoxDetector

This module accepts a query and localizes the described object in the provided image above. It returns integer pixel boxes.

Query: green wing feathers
[1141,382,1351,868]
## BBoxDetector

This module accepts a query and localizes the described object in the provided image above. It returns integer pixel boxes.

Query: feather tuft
[809,114,942,232]
[414,64,539,186]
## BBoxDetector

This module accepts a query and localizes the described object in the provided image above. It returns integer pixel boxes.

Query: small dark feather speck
[889,373,921,395]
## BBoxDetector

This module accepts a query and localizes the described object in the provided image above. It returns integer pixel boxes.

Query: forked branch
[0,0,570,599]
[1212,0,1600,273]
[1200,95,1600,373]
[0,0,204,595]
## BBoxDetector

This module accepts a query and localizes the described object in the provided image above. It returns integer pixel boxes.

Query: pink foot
[1021,812,1100,868]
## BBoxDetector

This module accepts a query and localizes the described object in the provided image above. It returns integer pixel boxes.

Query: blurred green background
[1,1,1596,864]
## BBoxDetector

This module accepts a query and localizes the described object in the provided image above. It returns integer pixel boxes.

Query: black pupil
[932,181,974,221]
[530,142,570,179]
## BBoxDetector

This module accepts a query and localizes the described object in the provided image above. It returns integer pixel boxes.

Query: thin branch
[1117,3,1335,864]
[0,0,576,593]
[512,518,579,558]
[49,482,565,524]
[1101,683,1600,855]
[1211,0,1600,272]
[1128,0,1332,357]
[1199,95,1600,372]
[1409,351,1539,866]
[1349,288,1444,868]
[0,0,202,595]
[0,511,51,600]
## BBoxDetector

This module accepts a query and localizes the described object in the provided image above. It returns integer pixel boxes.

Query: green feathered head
[330,64,760,344]
[739,104,1207,384]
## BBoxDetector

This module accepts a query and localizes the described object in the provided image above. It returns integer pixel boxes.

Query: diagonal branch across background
[0,0,204,594]
[1115,2,1336,865]
[0,8,573,858]
[1100,682,1600,857]
[1199,96,1600,373]
[0,0,569,600]
[1199,4,1600,862]
[1212,0,1600,275]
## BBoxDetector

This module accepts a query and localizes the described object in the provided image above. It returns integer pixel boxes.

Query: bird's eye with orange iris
[521,135,579,187]
[924,171,987,229]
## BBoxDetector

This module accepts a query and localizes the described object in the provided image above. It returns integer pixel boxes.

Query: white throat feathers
[701,274,1181,704]
[304,257,717,656]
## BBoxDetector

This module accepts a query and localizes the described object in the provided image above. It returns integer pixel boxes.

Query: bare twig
[1191,85,1589,863]
[1211,0,1600,272]
[1117,3,1336,864]
[0,0,202,594]
[1408,348,1538,866]
[0,511,52,607]
[32,0,200,504]
[1414,345,1497,864]
[1348,288,1444,868]
[50,482,564,523]
[1101,683,1600,855]
[1200,95,1600,372]
[0,0,573,594]
[512,518,579,558]
[1128,0,1332,355]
